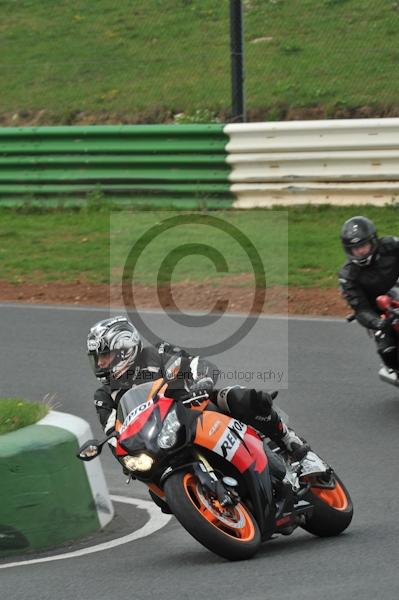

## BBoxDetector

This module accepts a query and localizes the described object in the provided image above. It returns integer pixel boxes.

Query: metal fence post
[230,0,246,122]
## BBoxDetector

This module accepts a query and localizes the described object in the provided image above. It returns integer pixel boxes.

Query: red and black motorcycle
[78,358,353,561]
[347,293,399,387]
[375,294,399,387]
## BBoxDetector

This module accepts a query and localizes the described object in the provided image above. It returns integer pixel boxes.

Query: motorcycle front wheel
[164,470,261,561]
[301,473,353,537]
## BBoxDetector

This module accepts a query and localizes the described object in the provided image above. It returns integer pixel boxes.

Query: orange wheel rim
[182,473,255,542]
[311,481,349,511]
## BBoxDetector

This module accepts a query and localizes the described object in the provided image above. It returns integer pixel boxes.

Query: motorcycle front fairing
[115,382,174,466]
[115,383,213,484]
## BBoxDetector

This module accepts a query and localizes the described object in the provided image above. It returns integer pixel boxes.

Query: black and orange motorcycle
[78,357,353,561]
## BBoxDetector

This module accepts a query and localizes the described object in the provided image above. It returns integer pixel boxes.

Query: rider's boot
[278,424,310,462]
[266,411,310,462]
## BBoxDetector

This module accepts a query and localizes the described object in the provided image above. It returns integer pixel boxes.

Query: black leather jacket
[94,341,219,432]
[339,236,399,329]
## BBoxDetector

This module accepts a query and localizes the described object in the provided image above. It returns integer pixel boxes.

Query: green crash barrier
[0,420,106,557]
[0,125,233,204]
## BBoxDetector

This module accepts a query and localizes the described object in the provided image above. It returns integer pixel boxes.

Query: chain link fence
[0,0,397,126]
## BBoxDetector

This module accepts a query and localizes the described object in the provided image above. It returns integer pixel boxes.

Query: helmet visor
[349,241,373,258]
[346,237,377,265]
[88,351,117,380]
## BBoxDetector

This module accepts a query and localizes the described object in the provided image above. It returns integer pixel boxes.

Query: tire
[164,470,261,561]
[301,474,353,537]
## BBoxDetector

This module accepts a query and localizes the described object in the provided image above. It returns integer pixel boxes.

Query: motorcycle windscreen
[117,380,172,455]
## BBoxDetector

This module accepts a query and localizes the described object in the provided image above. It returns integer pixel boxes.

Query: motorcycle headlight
[157,407,181,449]
[122,453,154,472]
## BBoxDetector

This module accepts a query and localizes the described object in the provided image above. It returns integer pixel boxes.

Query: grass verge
[0,0,398,122]
[0,398,49,435]
[1,205,399,288]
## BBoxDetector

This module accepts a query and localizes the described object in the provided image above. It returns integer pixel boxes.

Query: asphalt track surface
[1,303,399,600]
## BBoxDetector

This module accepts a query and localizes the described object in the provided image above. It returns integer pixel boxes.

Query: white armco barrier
[225,119,399,153]
[224,118,399,207]
[227,151,399,182]
[231,182,399,208]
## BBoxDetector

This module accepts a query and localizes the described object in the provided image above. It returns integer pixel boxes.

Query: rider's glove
[183,376,214,405]
[371,317,393,332]
[188,376,214,396]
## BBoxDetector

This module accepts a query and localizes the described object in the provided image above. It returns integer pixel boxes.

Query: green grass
[0,210,109,284]
[0,398,49,434]
[2,205,399,288]
[0,0,398,121]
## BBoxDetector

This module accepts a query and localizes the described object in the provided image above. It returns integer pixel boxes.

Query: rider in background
[87,316,311,465]
[339,215,399,375]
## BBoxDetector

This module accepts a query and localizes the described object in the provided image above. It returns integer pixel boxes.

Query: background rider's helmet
[87,316,142,384]
[340,216,378,267]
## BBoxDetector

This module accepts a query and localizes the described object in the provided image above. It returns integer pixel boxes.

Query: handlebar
[182,392,210,406]
[386,306,399,318]
[346,308,399,324]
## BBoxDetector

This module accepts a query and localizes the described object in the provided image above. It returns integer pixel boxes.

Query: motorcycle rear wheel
[301,474,353,537]
[164,470,261,561]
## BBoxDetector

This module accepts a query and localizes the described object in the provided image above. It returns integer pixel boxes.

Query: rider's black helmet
[340,216,378,266]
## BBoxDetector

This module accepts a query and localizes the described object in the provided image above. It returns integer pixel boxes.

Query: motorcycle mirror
[77,439,103,461]
[76,430,119,461]
[164,356,182,381]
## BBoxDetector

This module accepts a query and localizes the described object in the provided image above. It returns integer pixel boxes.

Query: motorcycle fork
[193,451,239,507]
[193,451,218,486]
[196,453,277,538]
